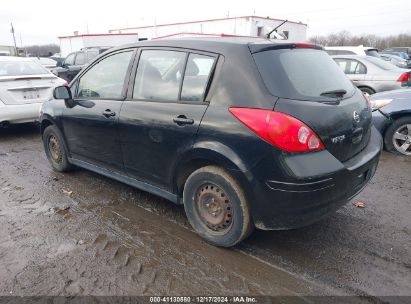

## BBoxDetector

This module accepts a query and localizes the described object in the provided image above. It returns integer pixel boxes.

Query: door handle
[102,109,116,118]
[173,115,194,126]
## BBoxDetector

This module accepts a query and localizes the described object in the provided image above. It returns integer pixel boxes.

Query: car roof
[330,55,368,59]
[325,46,377,50]
[110,37,311,55]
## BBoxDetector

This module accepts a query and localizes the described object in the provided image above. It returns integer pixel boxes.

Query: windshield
[0,60,49,76]
[253,49,355,102]
[364,56,398,70]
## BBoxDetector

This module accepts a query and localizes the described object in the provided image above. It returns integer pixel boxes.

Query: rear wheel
[384,116,411,156]
[42,125,73,171]
[359,87,375,96]
[183,166,254,247]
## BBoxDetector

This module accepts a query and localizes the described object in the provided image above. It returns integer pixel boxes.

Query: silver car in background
[0,56,66,127]
[379,53,409,69]
[331,55,411,95]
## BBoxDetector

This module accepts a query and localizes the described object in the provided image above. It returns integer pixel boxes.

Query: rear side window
[133,50,186,101]
[181,54,215,101]
[64,53,75,65]
[334,59,366,74]
[75,52,85,65]
[253,49,355,102]
[77,51,133,99]
[86,50,99,63]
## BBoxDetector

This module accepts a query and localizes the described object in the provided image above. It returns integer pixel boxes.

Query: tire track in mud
[0,128,335,297]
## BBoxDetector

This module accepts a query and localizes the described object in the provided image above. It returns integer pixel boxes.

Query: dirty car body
[40,38,382,245]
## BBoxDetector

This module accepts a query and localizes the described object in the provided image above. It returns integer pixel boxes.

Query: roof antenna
[266,19,288,39]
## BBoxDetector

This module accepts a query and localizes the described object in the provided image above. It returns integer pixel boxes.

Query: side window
[77,51,133,99]
[133,50,186,101]
[75,52,85,65]
[181,54,215,102]
[335,59,348,72]
[348,60,366,74]
[64,53,76,66]
[86,50,99,63]
[335,59,366,74]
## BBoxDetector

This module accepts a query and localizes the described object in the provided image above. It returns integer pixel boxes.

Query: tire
[384,116,411,156]
[359,87,376,96]
[42,125,73,171]
[183,166,254,247]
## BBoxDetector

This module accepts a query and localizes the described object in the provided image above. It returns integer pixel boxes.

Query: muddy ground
[0,124,410,301]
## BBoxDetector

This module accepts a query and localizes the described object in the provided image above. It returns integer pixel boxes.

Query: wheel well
[174,157,250,198]
[40,119,53,134]
[358,86,376,94]
[389,112,411,122]
[175,159,217,198]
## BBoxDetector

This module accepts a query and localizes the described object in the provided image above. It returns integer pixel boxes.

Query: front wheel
[384,116,411,156]
[183,166,254,247]
[42,125,73,171]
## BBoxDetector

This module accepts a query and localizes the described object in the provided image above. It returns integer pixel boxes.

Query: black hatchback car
[40,38,382,247]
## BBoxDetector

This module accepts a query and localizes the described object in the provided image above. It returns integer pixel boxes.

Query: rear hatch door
[251,45,372,162]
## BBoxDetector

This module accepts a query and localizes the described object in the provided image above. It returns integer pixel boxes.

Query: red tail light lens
[229,108,325,152]
[294,43,316,49]
[397,72,410,83]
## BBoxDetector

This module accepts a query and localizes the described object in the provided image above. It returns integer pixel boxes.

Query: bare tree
[24,44,60,57]
[308,31,411,49]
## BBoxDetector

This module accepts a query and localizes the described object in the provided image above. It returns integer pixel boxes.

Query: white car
[0,56,66,126]
[325,45,380,58]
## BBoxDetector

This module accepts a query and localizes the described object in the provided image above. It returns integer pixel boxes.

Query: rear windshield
[365,49,380,58]
[0,60,49,76]
[364,56,398,70]
[253,49,355,102]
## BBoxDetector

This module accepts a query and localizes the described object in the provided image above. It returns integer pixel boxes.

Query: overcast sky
[1,0,410,46]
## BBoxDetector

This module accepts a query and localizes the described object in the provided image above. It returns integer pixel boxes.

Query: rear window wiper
[320,89,347,98]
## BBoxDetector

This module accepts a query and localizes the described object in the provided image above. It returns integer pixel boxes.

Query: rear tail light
[229,108,325,152]
[397,72,410,84]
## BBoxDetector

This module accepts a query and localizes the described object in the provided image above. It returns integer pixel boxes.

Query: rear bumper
[248,126,383,230]
[0,102,42,124]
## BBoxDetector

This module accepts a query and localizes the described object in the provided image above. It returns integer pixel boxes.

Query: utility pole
[10,22,18,56]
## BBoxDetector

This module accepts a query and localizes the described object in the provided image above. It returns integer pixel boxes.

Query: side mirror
[56,61,63,67]
[53,86,76,108]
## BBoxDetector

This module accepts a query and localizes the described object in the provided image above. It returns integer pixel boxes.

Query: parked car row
[51,47,111,82]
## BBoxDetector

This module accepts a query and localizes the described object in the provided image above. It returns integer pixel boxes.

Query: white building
[58,33,139,57]
[109,16,307,41]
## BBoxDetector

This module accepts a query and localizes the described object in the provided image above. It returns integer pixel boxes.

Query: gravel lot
[0,124,410,302]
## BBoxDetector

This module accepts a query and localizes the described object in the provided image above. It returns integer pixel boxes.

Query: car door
[119,49,217,190]
[62,49,135,172]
